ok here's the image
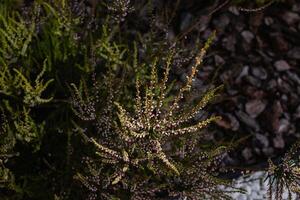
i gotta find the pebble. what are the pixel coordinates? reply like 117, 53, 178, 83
287, 71, 300, 85
228, 114, 240, 131
241, 30, 255, 43
245, 76, 261, 87
251, 67, 267, 80
274, 60, 291, 71
245, 99, 267, 118
242, 147, 253, 160
281, 11, 300, 25
236, 111, 260, 131
288, 47, 300, 60
273, 135, 285, 149
255, 133, 269, 148
264, 17, 273, 26
277, 118, 290, 134
228, 6, 240, 15
267, 79, 277, 90
236, 66, 249, 82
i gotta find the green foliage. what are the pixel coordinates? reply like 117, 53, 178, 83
13, 60, 54, 107
0, 11, 34, 63
14, 107, 44, 145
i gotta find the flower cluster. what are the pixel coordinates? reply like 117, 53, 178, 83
91, 31, 222, 180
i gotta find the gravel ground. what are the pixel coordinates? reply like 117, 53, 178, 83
228, 172, 298, 200
168, 0, 300, 168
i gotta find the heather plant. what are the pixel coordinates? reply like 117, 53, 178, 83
266, 142, 300, 200
71, 31, 242, 199
0, 9, 34, 63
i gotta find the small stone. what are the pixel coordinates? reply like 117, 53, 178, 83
277, 119, 290, 134
264, 17, 273, 26
227, 114, 240, 131
245, 76, 261, 87
267, 79, 277, 90
236, 66, 249, 83
281, 94, 288, 102
274, 60, 291, 71
255, 133, 269, 148
245, 99, 267, 118
227, 89, 238, 95
236, 111, 260, 131
251, 67, 267, 80
281, 11, 300, 25
273, 135, 285, 149
273, 35, 289, 52
245, 87, 266, 99
241, 30, 254, 43
277, 78, 292, 93
228, 6, 239, 15
288, 47, 300, 60
254, 147, 261, 155
270, 101, 283, 132
242, 148, 252, 160
287, 71, 300, 84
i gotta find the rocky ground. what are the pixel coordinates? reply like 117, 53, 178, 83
227, 171, 297, 200
169, 0, 300, 169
